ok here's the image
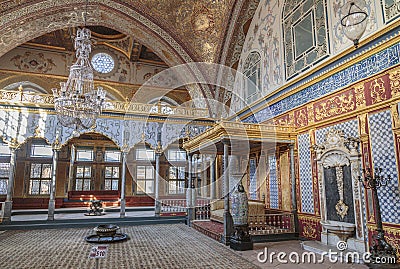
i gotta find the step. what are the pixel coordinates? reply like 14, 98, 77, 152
251, 232, 299, 243
11, 206, 155, 215
0, 216, 186, 230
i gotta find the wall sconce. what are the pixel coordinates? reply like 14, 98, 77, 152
340, 0, 368, 48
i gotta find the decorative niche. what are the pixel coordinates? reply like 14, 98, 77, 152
312, 128, 367, 252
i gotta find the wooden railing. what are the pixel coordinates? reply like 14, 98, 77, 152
160, 199, 187, 214
159, 198, 211, 219
195, 202, 211, 220
248, 212, 295, 235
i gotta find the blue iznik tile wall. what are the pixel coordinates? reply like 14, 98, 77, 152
298, 133, 314, 214
315, 120, 359, 144
249, 158, 257, 200
369, 110, 400, 224
242, 42, 400, 123
269, 155, 279, 209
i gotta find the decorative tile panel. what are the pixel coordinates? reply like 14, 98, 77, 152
249, 158, 257, 200
269, 154, 279, 209
368, 110, 400, 224
315, 119, 359, 145
242, 41, 400, 123
298, 133, 314, 213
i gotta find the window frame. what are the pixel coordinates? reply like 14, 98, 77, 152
168, 166, 186, 195
29, 163, 52, 195
0, 162, 9, 195
75, 165, 92, 191
135, 148, 155, 161
76, 148, 94, 162
135, 165, 155, 194
30, 144, 52, 158
104, 150, 121, 162
104, 165, 120, 191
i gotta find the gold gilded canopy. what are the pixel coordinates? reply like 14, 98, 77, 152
183, 120, 297, 154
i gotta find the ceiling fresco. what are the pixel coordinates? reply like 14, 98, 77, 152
0, 0, 259, 110
26, 27, 167, 65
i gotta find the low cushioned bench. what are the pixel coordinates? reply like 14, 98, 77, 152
210, 199, 265, 223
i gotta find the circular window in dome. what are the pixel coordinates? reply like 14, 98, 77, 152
91, 52, 115, 74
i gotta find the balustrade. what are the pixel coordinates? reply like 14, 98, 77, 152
195, 200, 211, 220
0, 90, 209, 118
160, 199, 187, 214
248, 213, 295, 235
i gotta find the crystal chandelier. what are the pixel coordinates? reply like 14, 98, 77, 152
52, 27, 106, 129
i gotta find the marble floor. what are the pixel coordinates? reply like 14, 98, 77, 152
0, 223, 371, 269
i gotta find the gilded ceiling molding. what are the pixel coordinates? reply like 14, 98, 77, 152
215, 0, 260, 105
0, 0, 192, 65
0, 0, 219, 109
219, 0, 260, 68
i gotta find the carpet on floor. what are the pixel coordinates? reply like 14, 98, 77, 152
192, 220, 223, 242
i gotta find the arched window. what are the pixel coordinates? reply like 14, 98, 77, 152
91, 52, 115, 74
243, 51, 261, 104
283, 0, 329, 79
3, 81, 47, 94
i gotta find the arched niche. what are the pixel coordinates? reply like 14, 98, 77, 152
313, 128, 366, 253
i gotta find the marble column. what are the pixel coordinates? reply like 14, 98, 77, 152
154, 150, 162, 217
67, 145, 76, 192
47, 148, 60, 221
222, 139, 233, 245
120, 151, 128, 218
210, 157, 216, 200
186, 153, 195, 225
289, 144, 299, 233
202, 158, 209, 197
2, 145, 17, 223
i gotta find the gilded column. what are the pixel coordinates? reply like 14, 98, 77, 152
289, 144, 299, 233
155, 145, 162, 217
222, 139, 233, 245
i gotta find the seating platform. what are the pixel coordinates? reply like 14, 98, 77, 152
192, 220, 224, 242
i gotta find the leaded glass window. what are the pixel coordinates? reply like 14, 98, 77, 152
75, 165, 92, 191
105, 166, 120, 191
167, 150, 186, 162
283, 0, 329, 79
91, 52, 115, 74
168, 166, 185, 194
29, 163, 52, 195
31, 144, 52, 157
76, 149, 94, 161
105, 150, 121, 162
136, 165, 154, 194
0, 143, 10, 157
0, 163, 9, 194
136, 149, 155, 161
243, 51, 261, 104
